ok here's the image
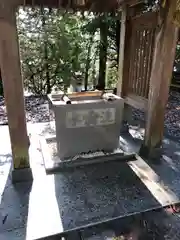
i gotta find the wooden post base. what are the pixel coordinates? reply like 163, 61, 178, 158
139, 144, 163, 163
11, 168, 33, 184
12, 138, 30, 169
120, 121, 129, 134
120, 104, 132, 133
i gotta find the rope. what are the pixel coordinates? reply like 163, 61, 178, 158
173, 0, 180, 27
161, 0, 166, 8
162, 0, 180, 27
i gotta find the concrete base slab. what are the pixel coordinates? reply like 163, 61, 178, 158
11, 168, 33, 184
40, 136, 136, 173
82, 207, 180, 240
2, 122, 180, 239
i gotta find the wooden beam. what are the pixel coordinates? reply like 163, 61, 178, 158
140, 0, 178, 160
117, 5, 127, 97
0, 2, 30, 170
14, 0, 143, 9
117, 6, 133, 132
124, 94, 148, 111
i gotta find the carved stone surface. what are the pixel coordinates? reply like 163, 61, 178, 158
66, 108, 116, 128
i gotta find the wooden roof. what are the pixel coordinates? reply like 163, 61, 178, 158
13, 0, 142, 11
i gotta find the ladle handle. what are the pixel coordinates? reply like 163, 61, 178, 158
62, 95, 71, 104
102, 93, 114, 101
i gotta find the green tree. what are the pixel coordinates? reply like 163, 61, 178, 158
83, 12, 121, 90
17, 8, 120, 94
17, 8, 90, 94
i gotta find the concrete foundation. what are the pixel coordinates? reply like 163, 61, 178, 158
2, 123, 180, 239
11, 167, 33, 184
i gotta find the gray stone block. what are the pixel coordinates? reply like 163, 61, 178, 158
11, 168, 33, 184
48, 93, 124, 160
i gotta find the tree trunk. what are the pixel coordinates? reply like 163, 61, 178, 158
98, 18, 108, 90
84, 36, 93, 91
116, 19, 121, 64
42, 8, 51, 94
92, 55, 97, 89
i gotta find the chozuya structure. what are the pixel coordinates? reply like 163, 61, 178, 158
0, 0, 179, 182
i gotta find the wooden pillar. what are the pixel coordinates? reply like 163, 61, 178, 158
117, 5, 127, 97
117, 6, 133, 132
0, 2, 31, 178
140, 1, 178, 160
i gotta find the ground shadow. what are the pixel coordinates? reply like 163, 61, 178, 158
122, 121, 180, 207
0, 153, 12, 204
145, 138, 180, 201
0, 154, 32, 240
54, 160, 161, 233
81, 207, 180, 239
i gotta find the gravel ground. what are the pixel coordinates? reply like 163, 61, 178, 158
0, 95, 51, 124
83, 207, 180, 240
132, 90, 180, 141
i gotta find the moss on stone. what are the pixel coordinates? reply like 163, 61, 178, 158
12, 146, 30, 169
